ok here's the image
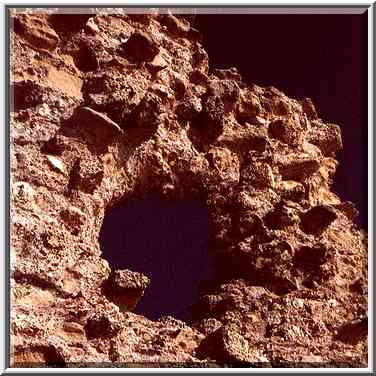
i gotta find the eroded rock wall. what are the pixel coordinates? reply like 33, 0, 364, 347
10, 10, 367, 367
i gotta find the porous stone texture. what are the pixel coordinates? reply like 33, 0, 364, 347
10, 10, 367, 368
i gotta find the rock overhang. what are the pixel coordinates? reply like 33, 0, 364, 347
9, 9, 367, 367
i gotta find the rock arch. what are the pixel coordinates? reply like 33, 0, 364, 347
10, 10, 367, 366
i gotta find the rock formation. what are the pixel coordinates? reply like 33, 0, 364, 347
10, 9, 367, 367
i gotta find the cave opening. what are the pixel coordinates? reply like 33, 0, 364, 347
99, 196, 214, 323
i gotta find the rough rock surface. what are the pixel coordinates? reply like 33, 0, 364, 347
10, 10, 367, 368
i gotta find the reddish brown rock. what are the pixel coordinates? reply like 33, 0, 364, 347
300, 97, 318, 119
9, 9, 367, 368
13, 14, 60, 51
69, 106, 124, 144
307, 121, 343, 157
268, 117, 304, 146
196, 325, 268, 364
102, 269, 150, 312
84, 312, 122, 340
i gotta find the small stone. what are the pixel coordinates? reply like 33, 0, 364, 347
192, 44, 209, 71
146, 53, 169, 75
300, 205, 338, 234
46, 155, 65, 174
265, 201, 300, 229
233, 212, 264, 236
246, 134, 269, 153
120, 31, 159, 63
205, 147, 240, 186
149, 83, 173, 100
248, 313, 259, 323
234, 191, 254, 210
273, 98, 292, 116
171, 74, 190, 100
38, 104, 51, 118
253, 116, 267, 125
102, 269, 150, 312
106, 269, 150, 292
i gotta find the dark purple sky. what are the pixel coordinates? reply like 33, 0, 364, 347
99, 197, 212, 322
100, 13, 368, 322
195, 13, 368, 229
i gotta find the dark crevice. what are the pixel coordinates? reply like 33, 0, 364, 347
49, 14, 93, 36
99, 196, 214, 323
12, 271, 56, 291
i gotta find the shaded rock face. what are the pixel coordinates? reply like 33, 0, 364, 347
9, 9, 367, 368
120, 31, 160, 63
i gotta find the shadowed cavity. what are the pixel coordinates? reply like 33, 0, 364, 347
99, 196, 214, 323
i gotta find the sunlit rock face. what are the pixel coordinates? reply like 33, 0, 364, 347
10, 9, 367, 368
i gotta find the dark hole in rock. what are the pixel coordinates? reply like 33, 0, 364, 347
294, 246, 328, 288
49, 14, 93, 34
74, 42, 99, 72
294, 246, 327, 272
99, 196, 214, 323
335, 316, 368, 345
41, 346, 66, 367
11, 80, 43, 112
